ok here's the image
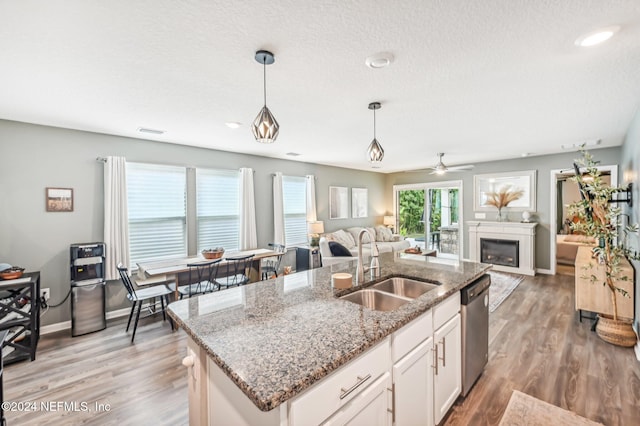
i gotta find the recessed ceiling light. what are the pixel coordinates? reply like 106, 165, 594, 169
286, 152, 301, 157
225, 122, 242, 129
575, 26, 619, 47
137, 127, 165, 135
365, 52, 394, 69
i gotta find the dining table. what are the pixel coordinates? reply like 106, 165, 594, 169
136, 248, 284, 299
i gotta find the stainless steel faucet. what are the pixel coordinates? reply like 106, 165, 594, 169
356, 228, 380, 284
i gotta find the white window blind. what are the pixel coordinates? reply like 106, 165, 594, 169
126, 162, 187, 265
197, 168, 240, 252
282, 176, 307, 246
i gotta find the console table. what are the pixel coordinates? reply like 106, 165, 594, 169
0, 272, 41, 365
574, 246, 634, 320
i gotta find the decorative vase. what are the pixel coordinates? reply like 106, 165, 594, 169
595, 314, 637, 347
496, 208, 506, 222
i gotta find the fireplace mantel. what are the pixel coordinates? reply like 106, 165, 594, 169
467, 221, 537, 275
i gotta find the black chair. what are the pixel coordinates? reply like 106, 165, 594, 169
117, 263, 174, 343
261, 243, 286, 280
214, 254, 255, 289
178, 259, 221, 298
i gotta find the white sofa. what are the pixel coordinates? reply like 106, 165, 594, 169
319, 226, 410, 265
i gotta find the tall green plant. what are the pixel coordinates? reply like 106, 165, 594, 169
399, 190, 425, 236
567, 150, 639, 321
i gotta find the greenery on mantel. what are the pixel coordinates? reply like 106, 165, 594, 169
567, 150, 640, 321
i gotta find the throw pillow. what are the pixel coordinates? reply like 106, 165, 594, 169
329, 241, 353, 257
375, 225, 393, 242
331, 229, 356, 249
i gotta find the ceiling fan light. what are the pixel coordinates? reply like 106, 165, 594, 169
252, 105, 279, 143
367, 138, 384, 164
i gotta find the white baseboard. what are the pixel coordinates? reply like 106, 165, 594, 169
635, 342, 640, 362
535, 268, 553, 275
40, 307, 131, 335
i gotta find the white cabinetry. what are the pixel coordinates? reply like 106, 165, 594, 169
322, 372, 392, 426
433, 314, 461, 424
392, 337, 434, 426
183, 291, 465, 426
391, 292, 461, 426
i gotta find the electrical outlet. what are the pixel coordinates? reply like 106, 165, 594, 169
40, 288, 50, 302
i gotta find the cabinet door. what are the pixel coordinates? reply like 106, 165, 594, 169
392, 337, 434, 426
323, 372, 391, 426
433, 314, 461, 425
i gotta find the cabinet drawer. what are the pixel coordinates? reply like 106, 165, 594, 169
433, 292, 460, 330
289, 338, 390, 426
391, 309, 432, 363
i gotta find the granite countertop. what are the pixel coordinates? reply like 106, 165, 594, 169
168, 252, 490, 412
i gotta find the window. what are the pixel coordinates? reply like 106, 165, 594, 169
127, 162, 187, 265
196, 168, 240, 252
282, 176, 307, 246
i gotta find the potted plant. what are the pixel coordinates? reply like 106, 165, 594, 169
567, 149, 639, 347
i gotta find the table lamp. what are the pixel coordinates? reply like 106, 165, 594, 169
383, 216, 396, 232
307, 221, 324, 247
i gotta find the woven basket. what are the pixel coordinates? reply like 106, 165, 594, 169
596, 314, 637, 347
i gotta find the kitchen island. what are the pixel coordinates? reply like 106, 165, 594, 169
168, 252, 490, 425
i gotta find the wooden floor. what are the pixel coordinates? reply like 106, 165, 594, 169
445, 273, 640, 426
4, 273, 639, 425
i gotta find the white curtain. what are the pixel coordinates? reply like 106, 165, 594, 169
306, 175, 317, 222
273, 172, 286, 245
239, 167, 257, 250
103, 156, 129, 280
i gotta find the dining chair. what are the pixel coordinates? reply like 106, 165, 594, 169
117, 263, 174, 343
260, 243, 286, 280
214, 254, 255, 289
178, 259, 222, 298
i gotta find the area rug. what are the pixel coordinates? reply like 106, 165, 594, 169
488, 270, 524, 313
499, 390, 603, 425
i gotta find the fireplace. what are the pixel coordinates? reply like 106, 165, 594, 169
480, 238, 519, 268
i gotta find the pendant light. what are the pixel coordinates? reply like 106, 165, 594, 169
367, 102, 384, 167
252, 50, 279, 144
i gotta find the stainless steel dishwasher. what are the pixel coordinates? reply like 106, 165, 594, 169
461, 273, 491, 396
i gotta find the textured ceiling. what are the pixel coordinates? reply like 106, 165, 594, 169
1, 0, 639, 173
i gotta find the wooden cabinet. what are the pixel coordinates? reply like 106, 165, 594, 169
433, 314, 462, 425
574, 246, 634, 319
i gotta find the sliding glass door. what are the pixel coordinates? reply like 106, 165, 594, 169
395, 181, 463, 259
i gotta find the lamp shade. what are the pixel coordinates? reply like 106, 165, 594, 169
307, 221, 325, 234
383, 216, 395, 226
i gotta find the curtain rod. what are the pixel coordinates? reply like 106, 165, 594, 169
272, 174, 317, 179
96, 157, 252, 172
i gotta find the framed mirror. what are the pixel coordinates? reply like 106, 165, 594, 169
329, 186, 349, 219
352, 188, 368, 218
473, 170, 536, 211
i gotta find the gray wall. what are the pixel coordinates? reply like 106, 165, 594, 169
0, 119, 386, 326
619, 108, 640, 334
384, 147, 622, 270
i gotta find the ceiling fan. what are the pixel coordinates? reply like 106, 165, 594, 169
419, 153, 475, 175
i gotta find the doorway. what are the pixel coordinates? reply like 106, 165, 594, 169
394, 181, 463, 259
549, 165, 617, 275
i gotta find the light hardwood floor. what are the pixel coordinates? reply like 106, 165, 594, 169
4, 274, 639, 425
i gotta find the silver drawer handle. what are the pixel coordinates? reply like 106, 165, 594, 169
439, 337, 446, 367
339, 374, 372, 400
432, 345, 439, 375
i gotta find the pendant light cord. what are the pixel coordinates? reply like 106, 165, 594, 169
373, 107, 377, 139
263, 60, 267, 107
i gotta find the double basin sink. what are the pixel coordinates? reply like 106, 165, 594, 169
340, 277, 439, 312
